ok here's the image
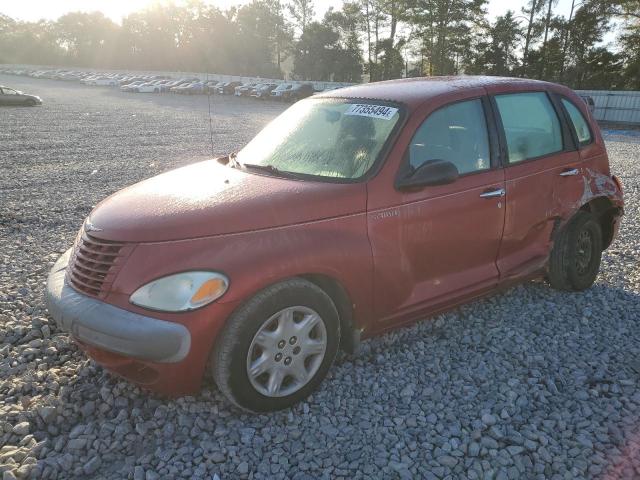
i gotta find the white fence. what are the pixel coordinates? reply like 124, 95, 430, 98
576, 90, 640, 125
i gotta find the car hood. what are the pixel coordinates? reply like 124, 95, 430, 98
88, 160, 366, 243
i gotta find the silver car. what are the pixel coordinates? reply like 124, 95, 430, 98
0, 86, 42, 106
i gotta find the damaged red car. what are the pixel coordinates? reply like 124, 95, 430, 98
46, 77, 624, 412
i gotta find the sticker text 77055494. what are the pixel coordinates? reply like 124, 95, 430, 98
345, 104, 399, 120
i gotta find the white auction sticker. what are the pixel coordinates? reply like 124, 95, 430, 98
345, 104, 398, 120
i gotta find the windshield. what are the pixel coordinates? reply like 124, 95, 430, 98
236, 99, 401, 179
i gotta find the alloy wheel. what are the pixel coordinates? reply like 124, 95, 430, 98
246, 306, 327, 397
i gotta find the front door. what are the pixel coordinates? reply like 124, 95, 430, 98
368, 95, 506, 325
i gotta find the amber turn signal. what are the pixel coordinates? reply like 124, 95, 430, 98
190, 278, 228, 306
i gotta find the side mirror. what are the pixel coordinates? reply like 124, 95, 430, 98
396, 159, 459, 190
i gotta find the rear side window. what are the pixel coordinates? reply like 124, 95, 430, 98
495, 92, 563, 163
562, 98, 592, 146
410, 99, 491, 175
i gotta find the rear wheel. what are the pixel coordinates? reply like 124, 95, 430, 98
548, 211, 603, 291
211, 278, 340, 412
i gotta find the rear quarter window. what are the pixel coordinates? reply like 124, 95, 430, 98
562, 98, 593, 147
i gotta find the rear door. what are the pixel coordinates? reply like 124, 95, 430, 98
488, 88, 583, 279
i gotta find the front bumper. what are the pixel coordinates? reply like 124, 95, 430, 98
46, 249, 191, 363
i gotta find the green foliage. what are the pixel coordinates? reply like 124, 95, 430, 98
619, 20, 639, 89
407, 0, 487, 77
288, 0, 316, 35
293, 11, 364, 82
466, 11, 523, 76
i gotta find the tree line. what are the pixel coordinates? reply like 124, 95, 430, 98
0, 0, 638, 89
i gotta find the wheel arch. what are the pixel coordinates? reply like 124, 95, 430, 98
215, 272, 361, 356
299, 273, 359, 354
579, 196, 621, 249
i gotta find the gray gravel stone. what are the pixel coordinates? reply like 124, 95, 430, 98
82, 457, 101, 475
481, 414, 497, 426
11, 423, 29, 436
133, 466, 145, 480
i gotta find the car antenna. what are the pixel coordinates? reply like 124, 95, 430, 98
206, 72, 214, 158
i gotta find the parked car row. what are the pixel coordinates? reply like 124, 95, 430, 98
0, 67, 343, 102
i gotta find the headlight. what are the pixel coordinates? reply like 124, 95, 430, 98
130, 271, 229, 312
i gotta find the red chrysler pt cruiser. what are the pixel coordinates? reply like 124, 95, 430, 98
47, 77, 624, 412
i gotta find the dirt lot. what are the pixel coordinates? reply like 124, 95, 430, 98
1, 75, 640, 480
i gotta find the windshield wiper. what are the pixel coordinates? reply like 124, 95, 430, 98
226, 153, 302, 179
227, 152, 241, 169
242, 163, 284, 175
242, 163, 304, 179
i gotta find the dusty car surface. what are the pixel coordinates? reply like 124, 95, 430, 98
46, 76, 624, 412
0, 86, 42, 106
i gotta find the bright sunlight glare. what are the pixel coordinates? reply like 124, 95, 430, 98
1, 0, 573, 23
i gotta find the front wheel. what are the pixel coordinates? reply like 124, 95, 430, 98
548, 211, 603, 291
211, 278, 340, 412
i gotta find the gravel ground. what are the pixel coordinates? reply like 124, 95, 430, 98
1, 75, 639, 480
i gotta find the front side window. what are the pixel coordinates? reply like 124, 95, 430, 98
562, 98, 592, 146
236, 99, 401, 179
495, 92, 563, 163
409, 99, 491, 175
3, 88, 17, 95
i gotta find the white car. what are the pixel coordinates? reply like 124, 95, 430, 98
136, 81, 169, 93
120, 81, 145, 92
136, 83, 160, 93
84, 77, 118, 86
80, 76, 100, 85
93, 78, 118, 86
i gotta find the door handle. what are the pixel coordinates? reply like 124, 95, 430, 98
559, 168, 579, 176
479, 188, 505, 199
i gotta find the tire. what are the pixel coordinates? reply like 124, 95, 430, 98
24, 99, 36, 106
548, 211, 603, 291
211, 278, 340, 412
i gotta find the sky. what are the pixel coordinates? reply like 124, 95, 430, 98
1, 0, 577, 23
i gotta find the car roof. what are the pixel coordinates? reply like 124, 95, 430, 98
315, 76, 566, 109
